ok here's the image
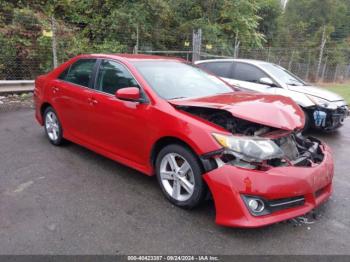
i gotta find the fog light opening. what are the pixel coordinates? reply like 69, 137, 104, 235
248, 199, 265, 213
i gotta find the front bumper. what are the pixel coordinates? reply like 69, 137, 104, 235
310, 105, 349, 131
203, 144, 334, 228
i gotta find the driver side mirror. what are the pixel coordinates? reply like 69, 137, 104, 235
115, 87, 141, 102
259, 77, 275, 87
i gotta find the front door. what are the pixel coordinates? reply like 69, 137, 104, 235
88, 59, 152, 166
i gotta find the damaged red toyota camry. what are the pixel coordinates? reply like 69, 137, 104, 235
34, 54, 334, 228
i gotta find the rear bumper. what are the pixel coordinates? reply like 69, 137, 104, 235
203, 144, 334, 228
33, 92, 44, 125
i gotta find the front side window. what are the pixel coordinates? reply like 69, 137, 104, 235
199, 62, 232, 78
96, 60, 139, 95
132, 61, 233, 100
233, 62, 268, 83
61, 59, 96, 87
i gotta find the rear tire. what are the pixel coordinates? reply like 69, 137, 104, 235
155, 144, 207, 209
43, 107, 64, 146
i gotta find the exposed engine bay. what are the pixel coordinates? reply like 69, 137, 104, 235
272, 134, 324, 167
178, 106, 325, 169
179, 106, 275, 136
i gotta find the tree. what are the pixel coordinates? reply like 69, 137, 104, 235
257, 0, 282, 45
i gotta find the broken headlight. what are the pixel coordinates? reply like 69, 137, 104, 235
212, 133, 284, 162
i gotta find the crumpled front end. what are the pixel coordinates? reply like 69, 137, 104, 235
174, 99, 334, 227
202, 141, 334, 228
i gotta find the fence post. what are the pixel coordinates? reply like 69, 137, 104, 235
333, 64, 339, 82
305, 50, 311, 81
233, 31, 240, 59
316, 25, 327, 82
321, 56, 328, 82
267, 47, 271, 62
134, 24, 139, 54
288, 50, 294, 71
192, 28, 202, 63
51, 16, 58, 68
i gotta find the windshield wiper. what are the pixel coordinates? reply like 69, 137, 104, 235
286, 78, 304, 86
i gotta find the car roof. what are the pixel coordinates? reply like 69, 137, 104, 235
77, 53, 186, 62
195, 58, 269, 66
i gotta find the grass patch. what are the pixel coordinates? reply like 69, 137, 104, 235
317, 82, 350, 104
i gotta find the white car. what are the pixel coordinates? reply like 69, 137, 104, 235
195, 59, 349, 131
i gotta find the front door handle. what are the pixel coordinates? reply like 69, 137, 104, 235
52, 86, 59, 93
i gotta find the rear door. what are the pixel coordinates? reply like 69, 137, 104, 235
87, 59, 152, 166
50, 59, 97, 141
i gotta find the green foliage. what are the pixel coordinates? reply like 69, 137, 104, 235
257, 0, 282, 45
0, 0, 349, 80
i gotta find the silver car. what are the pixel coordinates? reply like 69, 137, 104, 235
195, 59, 349, 131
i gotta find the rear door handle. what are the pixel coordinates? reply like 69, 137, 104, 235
52, 86, 59, 93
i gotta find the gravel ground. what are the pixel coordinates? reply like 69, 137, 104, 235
0, 93, 34, 112
0, 109, 349, 255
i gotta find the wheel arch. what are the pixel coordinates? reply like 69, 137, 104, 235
150, 136, 201, 170
40, 102, 53, 118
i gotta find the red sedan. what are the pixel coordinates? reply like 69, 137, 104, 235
34, 54, 334, 228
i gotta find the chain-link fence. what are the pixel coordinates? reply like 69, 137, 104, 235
200, 47, 350, 83
1, 10, 349, 83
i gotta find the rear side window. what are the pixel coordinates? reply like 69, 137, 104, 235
60, 59, 96, 87
96, 60, 139, 95
199, 62, 232, 78
233, 62, 268, 83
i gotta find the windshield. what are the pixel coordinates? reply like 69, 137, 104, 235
260, 63, 306, 86
132, 61, 233, 100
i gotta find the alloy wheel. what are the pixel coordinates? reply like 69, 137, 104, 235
159, 153, 195, 202
45, 111, 60, 141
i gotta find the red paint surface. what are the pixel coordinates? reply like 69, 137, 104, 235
203, 144, 334, 228
170, 93, 305, 131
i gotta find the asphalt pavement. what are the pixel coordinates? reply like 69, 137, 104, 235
0, 109, 349, 254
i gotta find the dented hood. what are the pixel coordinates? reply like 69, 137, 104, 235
170, 92, 305, 131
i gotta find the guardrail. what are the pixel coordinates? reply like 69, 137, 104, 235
0, 80, 35, 94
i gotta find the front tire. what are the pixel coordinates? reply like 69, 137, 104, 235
155, 144, 207, 209
43, 107, 64, 146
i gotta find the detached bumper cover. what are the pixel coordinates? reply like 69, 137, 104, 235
203, 144, 334, 228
